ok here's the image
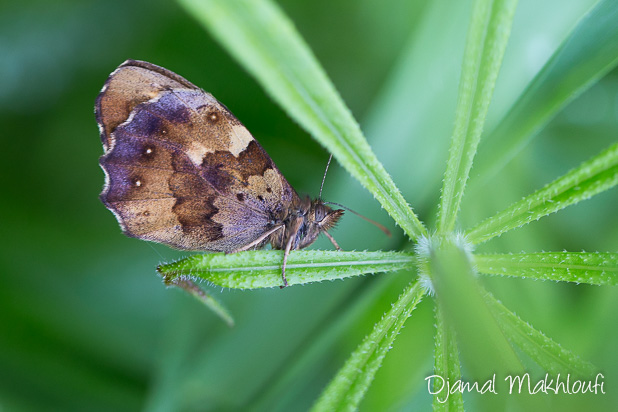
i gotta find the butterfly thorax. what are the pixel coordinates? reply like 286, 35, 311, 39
269, 196, 343, 251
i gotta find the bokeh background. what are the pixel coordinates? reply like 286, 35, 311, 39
1, 0, 616, 410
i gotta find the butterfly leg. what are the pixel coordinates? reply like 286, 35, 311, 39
229, 225, 284, 253
280, 234, 295, 288
323, 231, 342, 251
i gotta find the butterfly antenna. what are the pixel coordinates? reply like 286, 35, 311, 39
318, 154, 333, 200
324, 201, 391, 237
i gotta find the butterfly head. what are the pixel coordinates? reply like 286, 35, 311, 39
295, 198, 344, 249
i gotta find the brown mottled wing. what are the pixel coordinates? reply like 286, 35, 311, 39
96, 60, 297, 251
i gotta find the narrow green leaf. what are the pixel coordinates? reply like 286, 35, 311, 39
475, 252, 618, 285
311, 282, 425, 412
425, 235, 524, 378
472, 0, 618, 183
358, 0, 472, 208
466, 142, 618, 244
432, 305, 464, 411
438, 0, 518, 233
157, 250, 415, 289
177, 0, 425, 240
248, 275, 399, 411
483, 290, 597, 377
167, 278, 235, 327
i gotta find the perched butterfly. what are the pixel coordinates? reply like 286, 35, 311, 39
96, 60, 345, 287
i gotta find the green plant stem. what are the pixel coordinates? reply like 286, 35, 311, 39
432, 305, 464, 411
427, 235, 524, 379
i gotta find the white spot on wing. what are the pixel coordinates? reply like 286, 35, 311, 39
186, 141, 212, 166
229, 124, 254, 157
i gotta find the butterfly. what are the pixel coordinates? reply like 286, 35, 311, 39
96, 60, 344, 287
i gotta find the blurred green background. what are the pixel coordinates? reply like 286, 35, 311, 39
1, 0, 616, 410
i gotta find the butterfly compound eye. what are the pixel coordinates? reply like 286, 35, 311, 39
314, 204, 327, 222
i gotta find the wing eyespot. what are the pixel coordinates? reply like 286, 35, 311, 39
207, 111, 220, 124
131, 176, 143, 187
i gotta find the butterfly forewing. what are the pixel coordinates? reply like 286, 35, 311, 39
97, 60, 297, 252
